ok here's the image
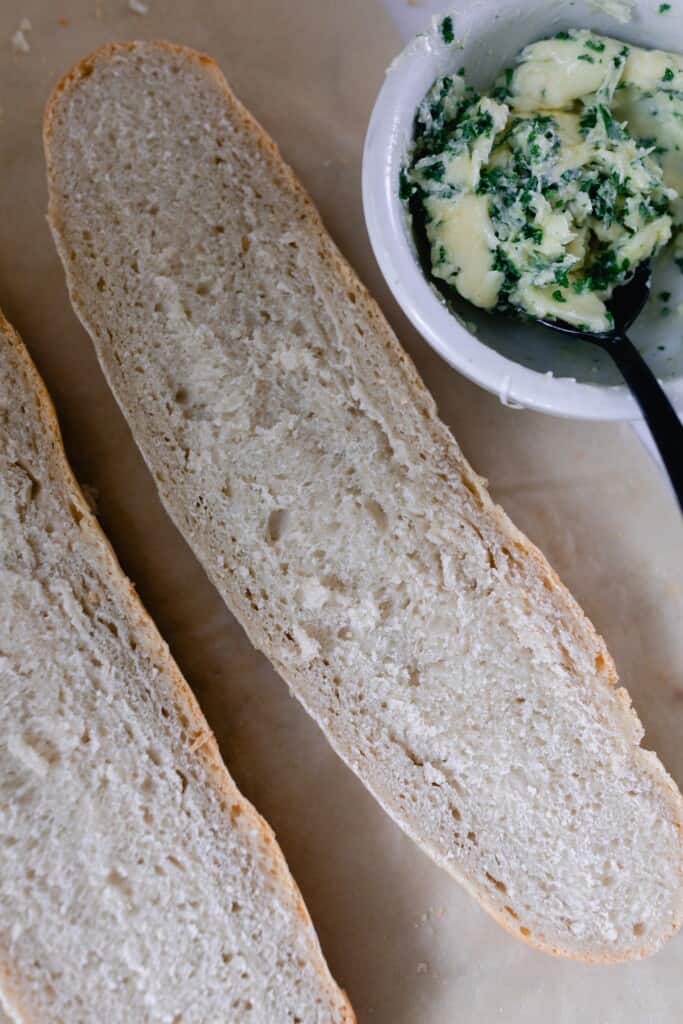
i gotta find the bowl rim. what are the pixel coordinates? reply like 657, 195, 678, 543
361, 14, 683, 421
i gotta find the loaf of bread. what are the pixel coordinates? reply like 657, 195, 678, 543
45, 41, 683, 961
0, 309, 353, 1022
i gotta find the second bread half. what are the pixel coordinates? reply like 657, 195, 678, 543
44, 41, 683, 962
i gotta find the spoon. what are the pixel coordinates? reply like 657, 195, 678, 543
537, 261, 683, 513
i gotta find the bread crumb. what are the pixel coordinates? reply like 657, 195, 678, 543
128, 0, 150, 13
10, 21, 31, 54
58, 16, 71, 27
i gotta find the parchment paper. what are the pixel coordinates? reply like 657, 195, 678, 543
1, 2, 682, 1021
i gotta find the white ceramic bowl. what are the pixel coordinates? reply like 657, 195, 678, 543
363, 0, 683, 420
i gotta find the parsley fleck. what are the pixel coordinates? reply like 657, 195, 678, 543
675, 257, 683, 274
663, 67, 675, 82
660, 290, 672, 301
399, 168, 414, 201
585, 39, 606, 52
552, 290, 567, 303
659, 2, 671, 11
578, 54, 595, 63
555, 30, 571, 39
419, 159, 446, 182
522, 223, 544, 243
440, 15, 455, 44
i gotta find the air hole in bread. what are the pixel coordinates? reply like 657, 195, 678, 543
365, 499, 387, 532
266, 508, 289, 543
486, 872, 507, 894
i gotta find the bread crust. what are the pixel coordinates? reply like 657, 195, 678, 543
43, 40, 683, 964
0, 309, 355, 1023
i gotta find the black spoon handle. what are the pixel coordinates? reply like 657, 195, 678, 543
610, 332, 683, 512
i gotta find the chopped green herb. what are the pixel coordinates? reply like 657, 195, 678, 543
440, 15, 455, 44
399, 168, 414, 201
675, 257, 683, 274
522, 223, 544, 243
659, 3, 671, 12
661, 306, 672, 316
552, 289, 567, 303
457, 67, 466, 77
577, 54, 595, 63
585, 39, 606, 52
421, 160, 445, 181
555, 30, 571, 39
658, 344, 666, 350
660, 290, 672, 300
663, 67, 675, 82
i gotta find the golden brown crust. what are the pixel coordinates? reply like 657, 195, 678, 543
43, 41, 683, 965
0, 308, 355, 1022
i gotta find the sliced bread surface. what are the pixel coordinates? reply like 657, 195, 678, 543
44, 41, 683, 961
0, 309, 353, 1023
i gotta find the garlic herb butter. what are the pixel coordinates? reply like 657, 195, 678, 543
404, 29, 683, 332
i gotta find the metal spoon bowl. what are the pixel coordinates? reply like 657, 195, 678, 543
536, 261, 683, 512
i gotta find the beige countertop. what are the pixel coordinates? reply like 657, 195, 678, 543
1, 1, 682, 1021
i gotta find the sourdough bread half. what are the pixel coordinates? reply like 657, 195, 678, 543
44, 41, 683, 961
0, 310, 353, 1023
